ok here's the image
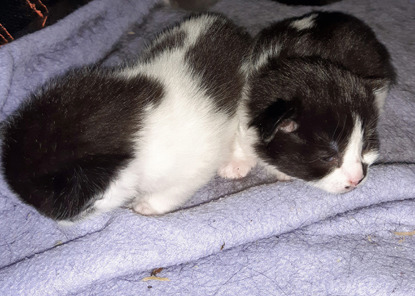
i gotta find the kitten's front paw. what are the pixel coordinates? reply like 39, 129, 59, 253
133, 201, 160, 216
275, 171, 293, 182
218, 159, 255, 179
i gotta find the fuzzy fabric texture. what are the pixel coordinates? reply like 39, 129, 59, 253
0, 0, 414, 295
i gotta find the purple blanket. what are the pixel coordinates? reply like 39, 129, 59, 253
1, 0, 414, 295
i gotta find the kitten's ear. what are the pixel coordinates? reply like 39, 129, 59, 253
278, 118, 298, 133
250, 99, 298, 143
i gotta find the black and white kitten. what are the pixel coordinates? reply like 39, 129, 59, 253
220, 11, 395, 194
1, 13, 251, 221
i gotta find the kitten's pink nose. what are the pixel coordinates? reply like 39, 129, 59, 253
345, 176, 364, 190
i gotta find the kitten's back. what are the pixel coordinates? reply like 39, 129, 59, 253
1, 69, 164, 219
1, 13, 251, 220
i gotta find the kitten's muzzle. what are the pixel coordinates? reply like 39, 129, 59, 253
344, 175, 365, 191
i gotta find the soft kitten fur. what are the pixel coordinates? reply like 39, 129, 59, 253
220, 11, 395, 194
1, 13, 251, 221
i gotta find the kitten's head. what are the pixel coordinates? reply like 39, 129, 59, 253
248, 58, 387, 193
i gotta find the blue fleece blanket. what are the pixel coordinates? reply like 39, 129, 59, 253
1, 0, 414, 295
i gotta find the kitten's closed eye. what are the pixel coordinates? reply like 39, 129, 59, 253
320, 154, 341, 168
320, 155, 338, 163
318, 141, 340, 165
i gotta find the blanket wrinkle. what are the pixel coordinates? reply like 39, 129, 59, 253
0, 0, 160, 121
0, 50, 14, 117
2, 166, 414, 295
0, 0, 414, 295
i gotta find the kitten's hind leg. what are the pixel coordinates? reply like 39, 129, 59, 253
217, 157, 256, 179
133, 183, 200, 216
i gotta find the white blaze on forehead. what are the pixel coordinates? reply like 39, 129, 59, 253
311, 117, 366, 193
290, 14, 317, 31
342, 117, 364, 167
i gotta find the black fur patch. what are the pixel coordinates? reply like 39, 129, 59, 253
251, 11, 395, 81
1, 68, 164, 220
185, 15, 252, 115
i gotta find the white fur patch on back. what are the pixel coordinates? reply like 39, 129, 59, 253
94, 15, 239, 215
290, 14, 317, 31
132, 54, 237, 214
179, 14, 215, 46
250, 45, 280, 72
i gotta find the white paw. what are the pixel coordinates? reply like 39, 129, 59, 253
218, 159, 255, 179
133, 200, 160, 216
275, 171, 293, 182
